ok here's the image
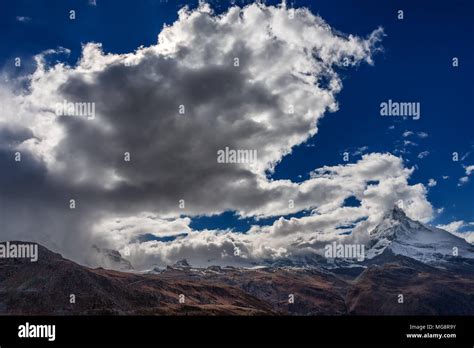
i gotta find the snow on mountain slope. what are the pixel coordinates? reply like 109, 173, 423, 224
367, 206, 474, 264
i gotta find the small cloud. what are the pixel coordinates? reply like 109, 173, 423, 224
353, 146, 368, 156
436, 207, 444, 214
417, 132, 429, 138
458, 165, 474, 186
403, 140, 418, 147
402, 130, 414, 137
16, 16, 31, 22
428, 178, 437, 187
442, 175, 449, 180
342, 146, 368, 157
393, 148, 409, 155
437, 220, 474, 243
89, 0, 97, 6
437, 220, 465, 233
466, 165, 474, 175
417, 151, 430, 159
388, 125, 395, 130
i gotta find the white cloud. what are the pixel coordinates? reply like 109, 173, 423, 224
16, 16, 31, 22
0, 2, 436, 268
428, 178, 437, 187
457, 165, 474, 186
464, 234, 474, 244
2, 2, 385, 217
417, 132, 428, 138
437, 220, 464, 233
92, 214, 192, 247
417, 151, 430, 159
465, 165, 474, 175
94, 153, 434, 268
352, 146, 369, 156
401, 130, 428, 139
403, 140, 418, 147
437, 220, 474, 244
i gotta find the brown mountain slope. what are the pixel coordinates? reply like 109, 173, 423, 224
0, 243, 273, 315
346, 255, 474, 315
158, 266, 349, 315
0, 242, 473, 315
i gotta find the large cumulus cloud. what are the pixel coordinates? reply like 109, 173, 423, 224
0, 2, 433, 269
104, 153, 433, 269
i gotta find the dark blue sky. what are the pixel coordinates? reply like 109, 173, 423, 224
1, 0, 473, 231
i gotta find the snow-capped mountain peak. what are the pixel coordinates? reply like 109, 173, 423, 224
171, 259, 191, 268
367, 206, 474, 264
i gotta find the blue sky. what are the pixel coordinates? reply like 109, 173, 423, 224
1, 0, 473, 238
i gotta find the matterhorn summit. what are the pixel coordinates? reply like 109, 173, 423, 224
366, 206, 474, 266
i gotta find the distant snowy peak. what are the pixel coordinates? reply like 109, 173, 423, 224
369, 206, 425, 241
171, 259, 192, 269
367, 206, 474, 264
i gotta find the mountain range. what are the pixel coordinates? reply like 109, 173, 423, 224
0, 207, 473, 315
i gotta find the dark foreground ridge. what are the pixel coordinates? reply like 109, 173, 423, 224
0, 241, 473, 315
